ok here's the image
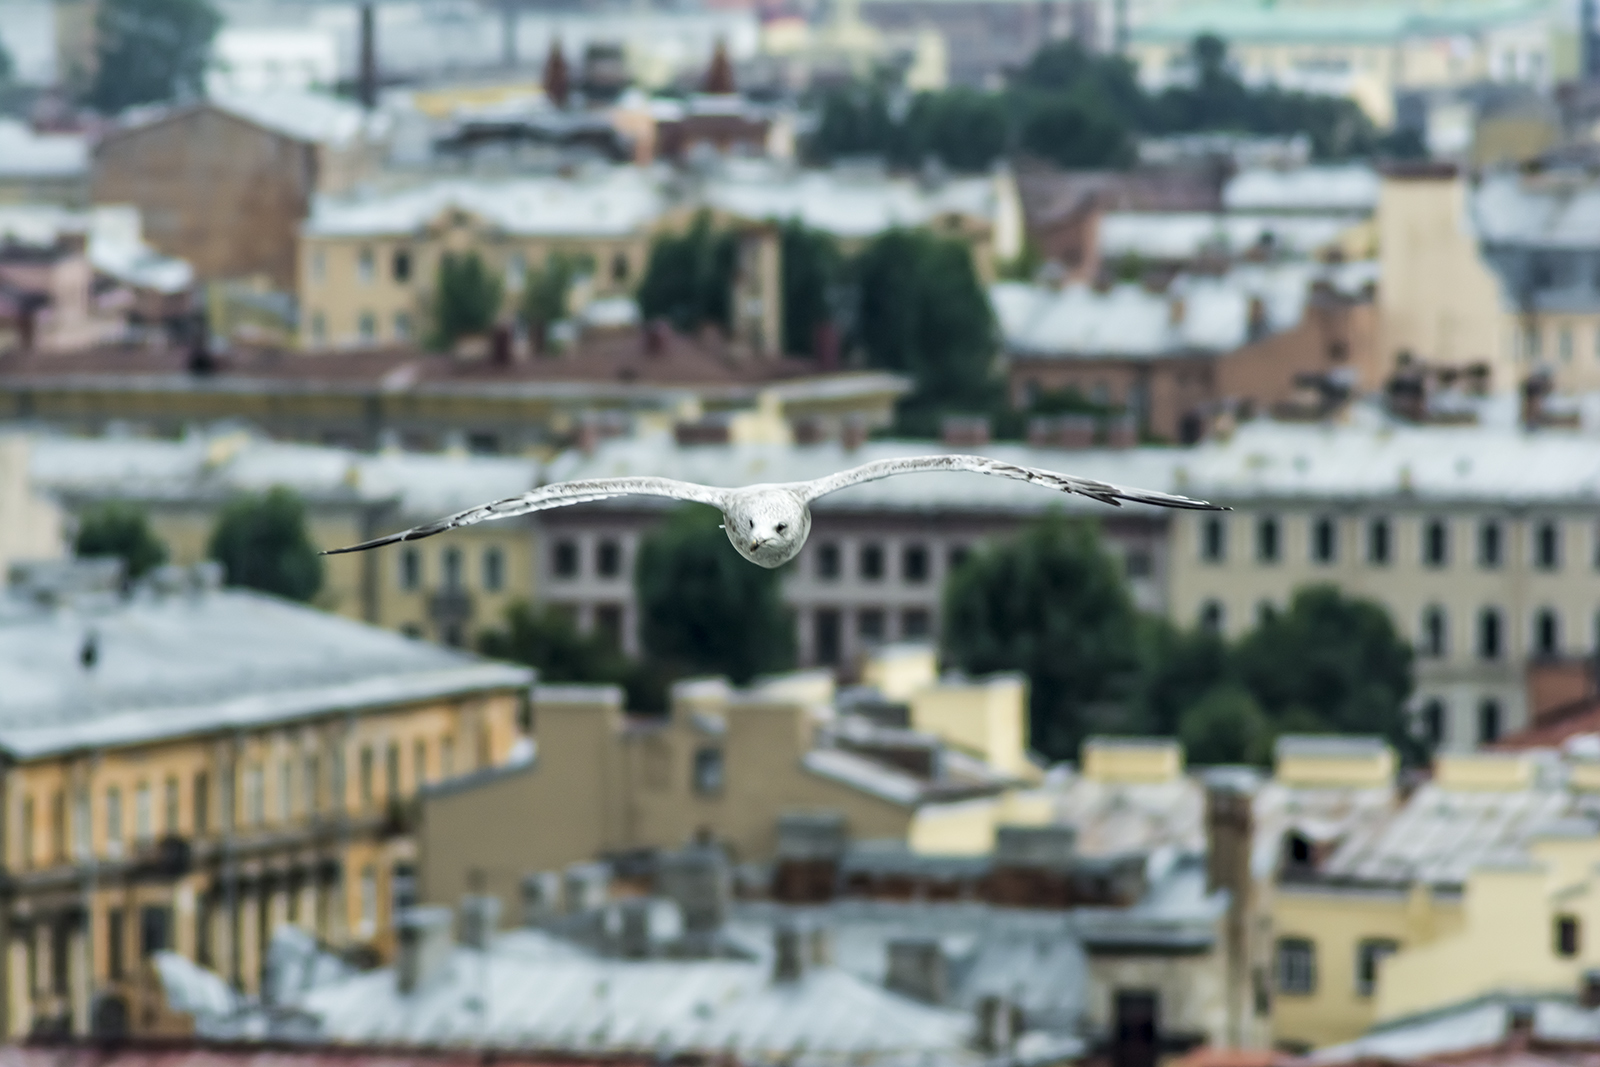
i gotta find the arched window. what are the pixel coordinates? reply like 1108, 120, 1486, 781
1478, 608, 1503, 660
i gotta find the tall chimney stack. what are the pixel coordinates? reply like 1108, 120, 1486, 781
358, 2, 378, 110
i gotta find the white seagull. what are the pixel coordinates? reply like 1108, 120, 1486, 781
325, 454, 1227, 568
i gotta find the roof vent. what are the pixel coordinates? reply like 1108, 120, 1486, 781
395, 906, 454, 995
885, 938, 947, 1004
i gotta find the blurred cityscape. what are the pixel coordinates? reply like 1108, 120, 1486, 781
5, 0, 1600, 1064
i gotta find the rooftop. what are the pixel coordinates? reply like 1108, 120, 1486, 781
208, 88, 390, 147
0, 119, 90, 180
1222, 165, 1380, 216
0, 568, 530, 759
0, 204, 193, 294
1096, 211, 1360, 262
703, 160, 998, 239
1313, 994, 1600, 1065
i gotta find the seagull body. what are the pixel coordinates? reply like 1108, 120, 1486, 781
325, 454, 1227, 567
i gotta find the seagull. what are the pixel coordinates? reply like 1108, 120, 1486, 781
324, 454, 1227, 568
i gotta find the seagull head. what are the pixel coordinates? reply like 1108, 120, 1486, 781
722, 489, 811, 568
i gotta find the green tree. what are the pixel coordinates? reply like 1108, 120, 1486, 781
942, 517, 1139, 760
1231, 584, 1415, 750
636, 211, 738, 334
635, 505, 794, 684
1129, 618, 1231, 736
74, 501, 168, 579
779, 221, 843, 357
518, 252, 583, 354
85, 0, 220, 113
1018, 95, 1132, 167
207, 487, 323, 602
479, 602, 631, 682
808, 86, 898, 163
854, 228, 997, 435
897, 89, 1009, 171
1179, 682, 1272, 765
429, 252, 504, 352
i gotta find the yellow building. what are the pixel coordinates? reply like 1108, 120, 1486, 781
1265, 748, 1600, 1050
417, 648, 1036, 915
0, 559, 532, 1037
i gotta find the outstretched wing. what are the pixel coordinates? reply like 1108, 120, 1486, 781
324, 477, 730, 555
796, 454, 1227, 510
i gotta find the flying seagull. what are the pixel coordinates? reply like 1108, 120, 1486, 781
325, 454, 1227, 568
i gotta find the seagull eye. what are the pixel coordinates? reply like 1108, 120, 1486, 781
776, 523, 788, 533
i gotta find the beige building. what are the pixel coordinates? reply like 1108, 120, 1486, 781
1168, 418, 1600, 751
0, 435, 65, 576
0, 559, 532, 1037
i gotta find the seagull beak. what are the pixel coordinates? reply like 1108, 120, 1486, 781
749, 538, 766, 551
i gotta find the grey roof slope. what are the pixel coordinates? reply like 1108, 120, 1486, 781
1313, 995, 1600, 1064
0, 584, 530, 758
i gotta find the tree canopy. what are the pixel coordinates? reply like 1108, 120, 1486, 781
779, 220, 846, 358
478, 601, 669, 710
518, 251, 586, 354
942, 517, 1141, 759
74, 501, 168, 580
86, 0, 220, 113
429, 252, 504, 351
636, 211, 738, 334
207, 487, 323, 602
635, 505, 794, 684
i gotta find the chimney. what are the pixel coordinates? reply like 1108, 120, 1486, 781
543, 38, 570, 109
976, 995, 1021, 1054
940, 415, 990, 448
773, 922, 805, 983
458, 894, 501, 949
656, 845, 731, 936
703, 36, 736, 94
358, 2, 378, 110
396, 906, 454, 994
1582, 969, 1600, 1009
886, 939, 947, 1004
1522, 371, 1552, 430
610, 897, 682, 959
563, 861, 611, 914
521, 871, 561, 926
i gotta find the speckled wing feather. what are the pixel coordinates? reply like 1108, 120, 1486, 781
795, 454, 1228, 510
323, 477, 731, 554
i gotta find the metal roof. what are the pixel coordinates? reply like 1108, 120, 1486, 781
0, 119, 88, 179
0, 582, 531, 759
1096, 212, 1360, 262
1222, 166, 1380, 216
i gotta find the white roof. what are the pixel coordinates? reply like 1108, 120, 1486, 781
1471, 171, 1600, 248
704, 161, 996, 239
294, 927, 977, 1064
1222, 165, 1380, 215
305, 169, 665, 239
0, 587, 531, 759
0, 204, 194, 293
208, 87, 389, 147
1097, 211, 1357, 261
0, 119, 89, 179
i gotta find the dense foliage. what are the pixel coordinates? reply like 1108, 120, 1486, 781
944, 520, 1416, 763
478, 602, 669, 711
518, 251, 586, 353
429, 252, 504, 352
636, 211, 738, 333
86, 0, 220, 113
634, 505, 795, 684
74, 502, 168, 580
207, 487, 323, 602
807, 36, 1416, 170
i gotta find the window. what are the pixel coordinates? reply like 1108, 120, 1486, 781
359, 865, 377, 938
1423, 519, 1449, 567
1536, 608, 1561, 657
816, 542, 841, 580
140, 905, 171, 957
392, 249, 412, 283
400, 548, 421, 591
1557, 915, 1582, 958
393, 312, 412, 340
360, 746, 374, 808
1480, 521, 1503, 568
193, 773, 208, 836
1367, 518, 1391, 565
596, 540, 622, 578
553, 539, 579, 578
902, 544, 929, 583
386, 743, 400, 801
50, 791, 64, 862
134, 782, 151, 844
1256, 516, 1280, 563
482, 547, 504, 592
442, 547, 463, 591
902, 608, 931, 639
279, 759, 292, 822
1421, 698, 1446, 747
1479, 698, 1502, 744
692, 747, 724, 794
1201, 516, 1227, 563
859, 543, 885, 581
595, 604, 623, 648
305, 754, 319, 816
1200, 600, 1225, 633
1536, 520, 1561, 570
1421, 606, 1447, 658
357, 247, 375, 283
108, 909, 125, 980
1355, 939, 1399, 997
1276, 938, 1316, 995
221, 763, 235, 829
19, 796, 32, 868
106, 786, 123, 850
815, 609, 842, 665
1479, 608, 1503, 660
858, 609, 886, 643
358, 312, 376, 341
164, 777, 178, 836
1311, 517, 1337, 564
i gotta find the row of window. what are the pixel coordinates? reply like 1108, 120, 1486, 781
306, 310, 412, 346
1275, 917, 1581, 998
16, 738, 461, 868
812, 606, 933, 664
1417, 696, 1504, 747
1516, 321, 1600, 364
399, 545, 505, 593
1203, 515, 1580, 571
552, 538, 626, 580
307, 246, 633, 290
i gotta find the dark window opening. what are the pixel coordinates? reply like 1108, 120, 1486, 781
1479, 698, 1502, 744
1257, 517, 1280, 563
816, 542, 841, 580
1312, 517, 1337, 563
902, 544, 929, 583
1480, 521, 1503, 568
1368, 518, 1391, 565
1422, 606, 1447, 658
1423, 519, 1449, 567
553, 540, 579, 578
1199, 600, 1224, 633
139, 905, 172, 957
392, 249, 412, 282
859, 543, 885, 581
1537, 521, 1561, 570
814, 609, 841, 665
1421, 699, 1446, 747
1536, 609, 1560, 657
1355, 938, 1398, 996
1557, 915, 1581, 958
108, 909, 125, 980
1276, 937, 1316, 995
595, 604, 623, 648
596, 539, 622, 578
1201, 517, 1226, 562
